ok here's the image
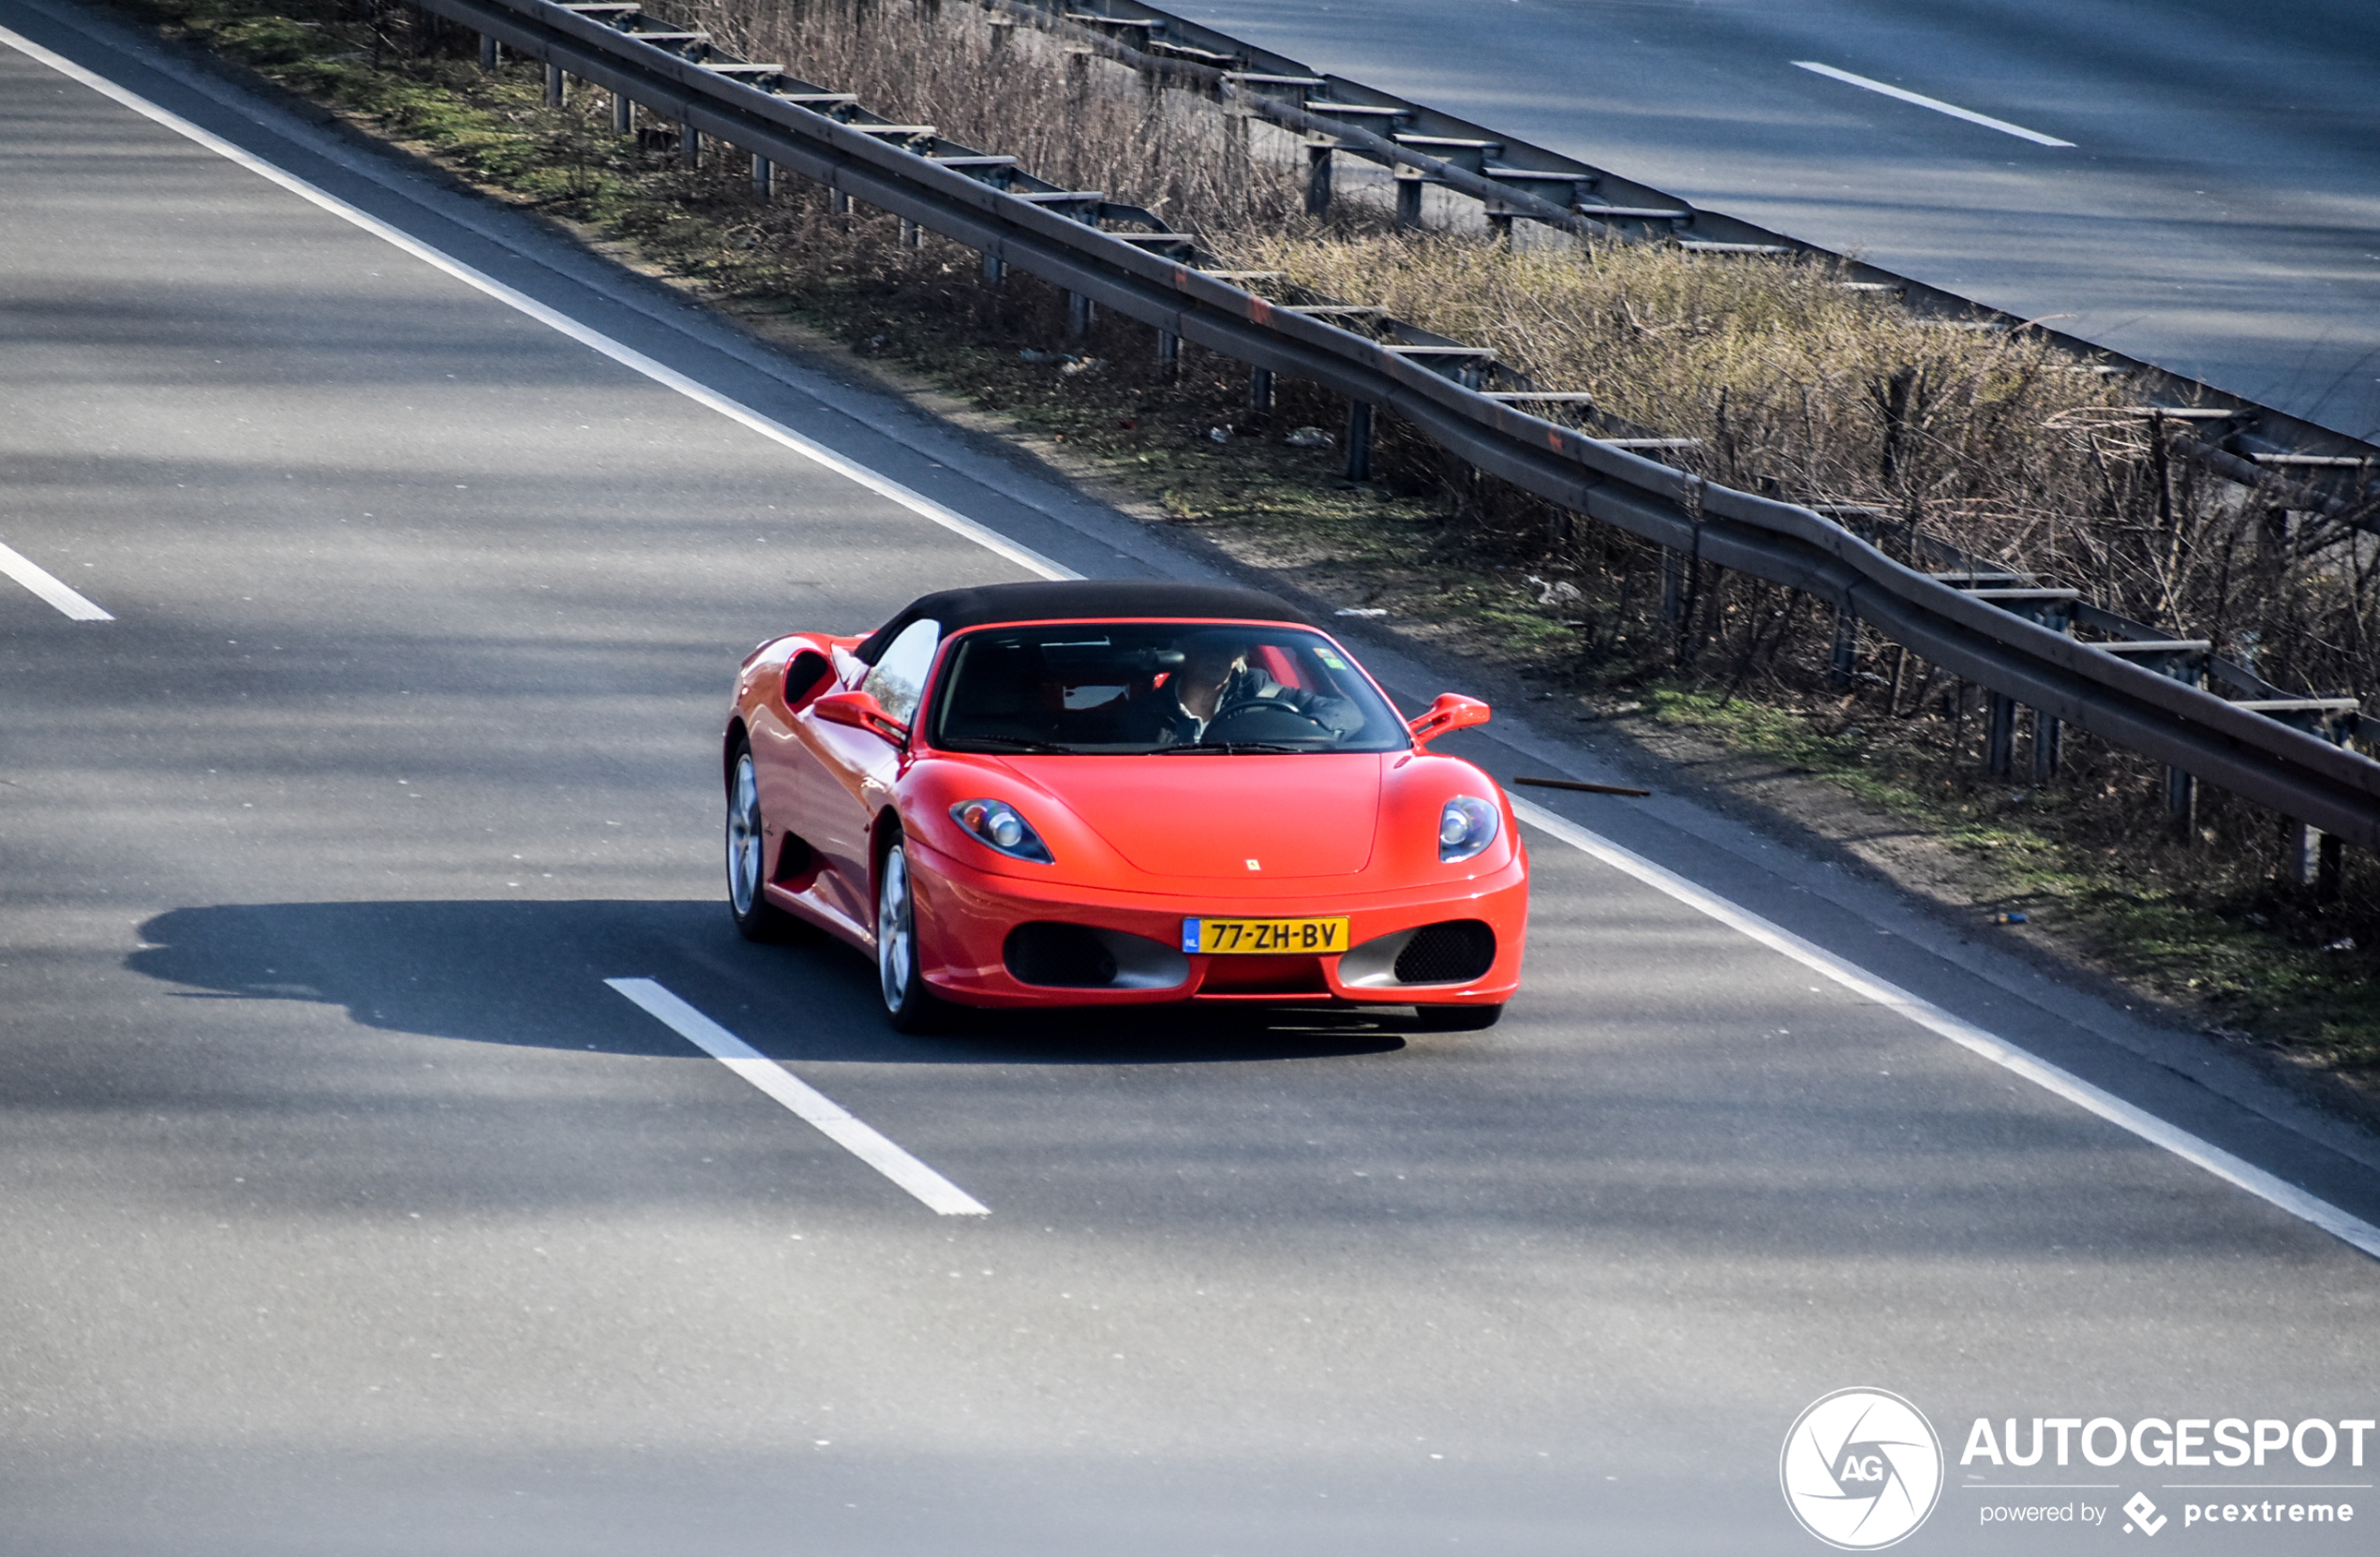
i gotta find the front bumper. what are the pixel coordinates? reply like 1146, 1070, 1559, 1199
906, 838, 1528, 1009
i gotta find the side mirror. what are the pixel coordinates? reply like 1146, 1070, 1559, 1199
1407, 692, 1491, 747
811, 689, 910, 746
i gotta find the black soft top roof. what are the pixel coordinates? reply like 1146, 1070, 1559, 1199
855, 580, 1316, 663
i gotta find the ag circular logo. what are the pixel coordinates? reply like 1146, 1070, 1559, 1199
1780, 1387, 1943, 1550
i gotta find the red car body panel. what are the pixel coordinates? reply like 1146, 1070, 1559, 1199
725, 597, 1527, 1014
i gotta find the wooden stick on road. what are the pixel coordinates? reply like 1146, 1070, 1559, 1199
1510, 776, 1652, 797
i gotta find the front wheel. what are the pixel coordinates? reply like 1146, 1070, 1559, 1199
727, 742, 797, 942
1414, 1002, 1503, 1031
876, 839, 945, 1033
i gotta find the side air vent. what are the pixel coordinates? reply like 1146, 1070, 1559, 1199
771, 832, 818, 885
1392, 920, 1496, 985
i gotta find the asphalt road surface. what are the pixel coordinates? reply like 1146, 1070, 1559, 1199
1, 3, 2376, 1553
1177, 0, 2380, 443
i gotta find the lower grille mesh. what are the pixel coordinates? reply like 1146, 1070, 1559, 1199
1393, 920, 1496, 985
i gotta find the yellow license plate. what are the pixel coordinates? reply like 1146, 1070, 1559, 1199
1183, 916, 1349, 956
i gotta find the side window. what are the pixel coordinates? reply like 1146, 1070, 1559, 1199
861, 617, 940, 726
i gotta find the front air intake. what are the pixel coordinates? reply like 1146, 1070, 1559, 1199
1004, 923, 1119, 987
1392, 920, 1496, 985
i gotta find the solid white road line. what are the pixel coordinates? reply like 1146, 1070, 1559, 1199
1510, 796, 2380, 1261
605, 977, 989, 1216
0, 538, 112, 620
0, 22, 1076, 587
1793, 61, 2075, 148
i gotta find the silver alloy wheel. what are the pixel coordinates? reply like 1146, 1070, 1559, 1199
728, 752, 764, 918
877, 843, 916, 1014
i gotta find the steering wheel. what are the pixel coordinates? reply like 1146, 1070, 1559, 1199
1203, 698, 1336, 742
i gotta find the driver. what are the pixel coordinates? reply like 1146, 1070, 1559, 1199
1138, 632, 1362, 746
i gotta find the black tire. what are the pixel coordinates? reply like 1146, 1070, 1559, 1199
726, 739, 798, 942
875, 838, 946, 1034
1414, 1001, 1503, 1031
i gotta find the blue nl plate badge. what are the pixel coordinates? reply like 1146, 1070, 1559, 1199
1181, 918, 1201, 954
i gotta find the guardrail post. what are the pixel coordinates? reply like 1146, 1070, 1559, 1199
1304, 140, 1334, 215
1345, 400, 1374, 482
2284, 823, 2347, 898
1248, 366, 1273, 418
2031, 706, 2061, 780
981, 251, 1004, 284
1985, 692, 2016, 778
830, 189, 851, 223
478, 33, 497, 70
1394, 172, 1423, 230
899, 217, 922, 248
612, 90, 632, 136
751, 153, 772, 197
544, 62, 564, 108
2285, 821, 2320, 886
1067, 292, 1094, 336
2166, 765, 2197, 839
1156, 330, 1180, 373
1659, 550, 1684, 624
1828, 608, 1857, 690
679, 124, 701, 167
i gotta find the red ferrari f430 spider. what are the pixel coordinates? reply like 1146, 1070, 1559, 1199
722, 581, 1526, 1031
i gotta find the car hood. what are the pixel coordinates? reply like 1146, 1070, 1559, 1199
1013, 753, 1383, 880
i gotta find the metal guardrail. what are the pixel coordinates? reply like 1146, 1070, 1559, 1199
410, 0, 2380, 853
1023, 0, 2380, 498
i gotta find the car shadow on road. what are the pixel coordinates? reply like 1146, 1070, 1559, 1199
127, 899, 1407, 1065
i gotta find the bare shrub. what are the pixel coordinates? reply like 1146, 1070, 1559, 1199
1233, 230, 2379, 704
673, 0, 1304, 234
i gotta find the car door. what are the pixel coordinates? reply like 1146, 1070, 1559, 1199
781, 618, 939, 933
746, 640, 835, 908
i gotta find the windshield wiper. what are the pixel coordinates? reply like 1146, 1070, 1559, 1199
1154, 740, 1311, 755
951, 736, 1071, 753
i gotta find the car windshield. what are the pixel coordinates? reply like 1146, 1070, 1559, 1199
928, 622, 1409, 755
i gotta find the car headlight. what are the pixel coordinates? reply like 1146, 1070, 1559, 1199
1437, 795, 1501, 863
950, 798, 1054, 864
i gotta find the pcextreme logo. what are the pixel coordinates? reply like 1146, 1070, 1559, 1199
1782, 1387, 1946, 1550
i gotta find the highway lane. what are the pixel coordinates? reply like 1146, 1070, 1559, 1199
1176, 0, 2380, 442
2, 3, 2377, 1551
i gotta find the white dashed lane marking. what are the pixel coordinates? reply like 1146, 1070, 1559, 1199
605, 977, 989, 1216
1792, 61, 2075, 147
0, 539, 112, 620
